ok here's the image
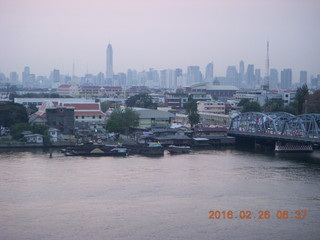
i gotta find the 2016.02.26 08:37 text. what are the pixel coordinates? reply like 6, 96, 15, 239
208, 210, 307, 220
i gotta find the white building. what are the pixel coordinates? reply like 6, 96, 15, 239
197, 101, 225, 114
24, 134, 43, 144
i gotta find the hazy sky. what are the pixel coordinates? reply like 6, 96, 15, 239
1, 0, 320, 82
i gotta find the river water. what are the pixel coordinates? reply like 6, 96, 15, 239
0, 147, 319, 240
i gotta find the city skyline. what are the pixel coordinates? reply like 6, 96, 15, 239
1, 0, 319, 81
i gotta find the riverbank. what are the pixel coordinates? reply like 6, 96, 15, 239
0, 141, 76, 148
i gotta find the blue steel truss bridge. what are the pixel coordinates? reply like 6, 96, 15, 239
228, 112, 320, 145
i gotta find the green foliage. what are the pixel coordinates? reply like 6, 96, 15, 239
294, 84, 309, 114
241, 101, 261, 113
105, 120, 125, 133
10, 123, 50, 141
100, 102, 119, 112
125, 93, 157, 109
184, 99, 200, 127
263, 99, 285, 112
10, 123, 31, 140
0, 103, 28, 127
9, 92, 62, 101
238, 99, 250, 106
105, 108, 139, 134
307, 90, 320, 113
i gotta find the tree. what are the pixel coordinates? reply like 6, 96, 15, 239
0, 103, 28, 127
294, 84, 309, 114
125, 93, 157, 109
238, 98, 250, 106
263, 99, 285, 112
100, 102, 119, 113
241, 101, 261, 113
184, 99, 200, 127
10, 123, 31, 140
307, 90, 320, 113
105, 120, 125, 133
105, 107, 139, 134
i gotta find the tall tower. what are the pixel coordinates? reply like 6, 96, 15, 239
205, 62, 214, 82
106, 43, 113, 85
263, 41, 270, 90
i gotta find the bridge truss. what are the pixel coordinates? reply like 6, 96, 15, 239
229, 112, 320, 140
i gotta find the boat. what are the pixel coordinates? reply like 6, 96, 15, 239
137, 142, 164, 156
167, 145, 191, 154
274, 141, 313, 153
64, 142, 128, 156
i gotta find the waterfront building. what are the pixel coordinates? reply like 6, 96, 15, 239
45, 103, 75, 135
132, 108, 175, 129
280, 68, 292, 89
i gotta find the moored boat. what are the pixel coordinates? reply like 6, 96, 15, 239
137, 142, 164, 156
64, 142, 128, 156
167, 145, 191, 154
274, 141, 313, 153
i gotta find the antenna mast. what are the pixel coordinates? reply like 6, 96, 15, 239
263, 41, 270, 90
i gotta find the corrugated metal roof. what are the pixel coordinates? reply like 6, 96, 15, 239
133, 108, 175, 119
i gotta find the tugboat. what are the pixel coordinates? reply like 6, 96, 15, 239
64, 142, 128, 157
274, 141, 313, 153
167, 145, 191, 154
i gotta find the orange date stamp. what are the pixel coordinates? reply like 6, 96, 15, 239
208, 210, 307, 220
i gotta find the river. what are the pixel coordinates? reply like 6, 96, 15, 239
0, 147, 319, 240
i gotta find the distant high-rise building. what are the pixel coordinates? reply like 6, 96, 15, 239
300, 71, 307, 86
51, 69, 60, 83
246, 64, 255, 88
175, 68, 183, 87
239, 60, 245, 86
106, 43, 113, 85
269, 68, 278, 90
22, 66, 30, 83
255, 69, 261, 86
127, 69, 138, 86
226, 66, 238, 86
205, 62, 214, 82
280, 68, 292, 89
187, 66, 202, 84
10, 72, 19, 84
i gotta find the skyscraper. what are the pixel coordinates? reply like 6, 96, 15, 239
187, 66, 202, 84
205, 62, 214, 82
106, 43, 113, 85
300, 71, 307, 86
280, 68, 292, 89
269, 68, 278, 89
246, 64, 255, 88
226, 66, 238, 86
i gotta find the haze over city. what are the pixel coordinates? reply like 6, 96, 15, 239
1, 0, 320, 82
